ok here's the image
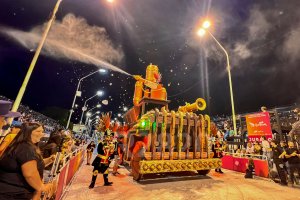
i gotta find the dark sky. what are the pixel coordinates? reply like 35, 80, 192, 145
0, 0, 299, 124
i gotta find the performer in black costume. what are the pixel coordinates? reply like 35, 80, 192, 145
89, 131, 115, 188
212, 139, 224, 173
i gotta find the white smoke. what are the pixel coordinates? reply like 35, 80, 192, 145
282, 25, 300, 63
247, 7, 271, 41
231, 6, 271, 67
1, 13, 129, 75
233, 43, 251, 60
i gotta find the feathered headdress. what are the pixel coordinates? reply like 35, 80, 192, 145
97, 112, 112, 132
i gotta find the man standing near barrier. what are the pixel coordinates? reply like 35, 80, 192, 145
285, 141, 300, 185
289, 108, 300, 147
89, 130, 115, 188
270, 140, 288, 185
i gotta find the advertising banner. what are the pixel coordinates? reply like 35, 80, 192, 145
55, 165, 67, 200
246, 112, 272, 142
222, 155, 269, 178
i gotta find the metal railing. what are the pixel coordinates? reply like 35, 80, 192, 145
223, 151, 268, 160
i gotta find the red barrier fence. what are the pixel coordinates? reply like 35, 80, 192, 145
54, 148, 86, 200
222, 155, 269, 178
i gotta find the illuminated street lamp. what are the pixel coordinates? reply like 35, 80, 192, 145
85, 111, 100, 125
197, 20, 237, 135
80, 90, 104, 124
86, 104, 102, 113
66, 69, 106, 128
123, 106, 128, 112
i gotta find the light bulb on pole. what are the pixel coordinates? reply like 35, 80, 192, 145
66, 70, 106, 129
79, 90, 104, 124
196, 19, 237, 136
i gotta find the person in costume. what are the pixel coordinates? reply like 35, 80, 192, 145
212, 139, 224, 173
89, 130, 115, 188
89, 112, 115, 188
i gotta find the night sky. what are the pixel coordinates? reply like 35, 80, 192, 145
0, 0, 299, 124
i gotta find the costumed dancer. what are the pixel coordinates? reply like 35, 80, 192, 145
212, 139, 224, 173
89, 112, 115, 188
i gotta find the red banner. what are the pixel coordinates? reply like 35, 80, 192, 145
246, 112, 272, 142
222, 155, 269, 178
66, 156, 76, 185
55, 165, 67, 200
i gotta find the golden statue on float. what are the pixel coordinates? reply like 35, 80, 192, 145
122, 64, 221, 181
132, 64, 167, 106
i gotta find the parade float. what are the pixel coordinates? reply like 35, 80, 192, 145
122, 64, 222, 181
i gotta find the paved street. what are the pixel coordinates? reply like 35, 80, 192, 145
63, 162, 300, 200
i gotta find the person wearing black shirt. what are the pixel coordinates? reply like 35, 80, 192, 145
278, 141, 289, 174
270, 140, 288, 185
0, 123, 54, 200
285, 141, 300, 185
86, 141, 96, 165
42, 134, 61, 159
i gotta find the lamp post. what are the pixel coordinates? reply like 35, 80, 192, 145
11, 0, 63, 113
66, 69, 106, 128
88, 116, 99, 133
85, 111, 100, 125
79, 90, 104, 124
86, 104, 101, 114
197, 20, 237, 135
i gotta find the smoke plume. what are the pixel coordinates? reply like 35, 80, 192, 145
1, 13, 129, 75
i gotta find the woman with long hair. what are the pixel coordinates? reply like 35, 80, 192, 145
0, 122, 54, 199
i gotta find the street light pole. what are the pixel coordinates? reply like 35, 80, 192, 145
207, 30, 237, 135
80, 94, 97, 124
85, 112, 99, 125
66, 69, 104, 129
11, 0, 63, 112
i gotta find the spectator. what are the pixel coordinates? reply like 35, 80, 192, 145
289, 108, 300, 145
270, 140, 288, 186
261, 106, 268, 112
253, 141, 262, 155
261, 136, 270, 157
285, 141, 300, 185
0, 122, 22, 155
245, 142, 254, 155
222, 141, 229, 152
240, 149, 247, 157
278, 140, 289, 174
0, 100, 21, 133
42, 134, 61, 159
0, 122, 54, 199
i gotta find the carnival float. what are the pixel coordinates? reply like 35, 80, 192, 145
120, 64, 222, 181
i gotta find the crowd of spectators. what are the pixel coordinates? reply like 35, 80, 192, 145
211, 106, 300, 186
0, 99, 89, 199
0, 96, 61, 132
